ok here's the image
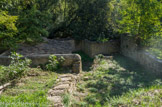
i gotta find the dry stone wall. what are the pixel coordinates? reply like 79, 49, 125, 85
121, 36, 162, 76
75, 40, 120, 57
0, 54, 82, 73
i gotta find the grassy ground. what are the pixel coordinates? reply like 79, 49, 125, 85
0, 53, 161, 107
147, 48, 162, 60
0, 68, 58, 107
73, 54, 162, 106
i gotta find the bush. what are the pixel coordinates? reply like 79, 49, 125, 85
17, 6, 51, 44
0, 52, 31, 84
46, 55, 65, 72
0, 11, 18, 48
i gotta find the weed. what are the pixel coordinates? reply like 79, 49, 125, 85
62, 93, 71, 107
0, 69, 57, 107
46, 55, 65, 72
0, 52, 31, 85
76, 54, 162, 106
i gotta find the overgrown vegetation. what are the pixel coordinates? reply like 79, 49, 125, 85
147, 48, 162, 60
0, 11, 18, 48
62, 93, 71, 107
46, 55, 65, 71
0, 53, 60, 107
0, 0, 161, 50
0, 52, 31, 85
0, 68, 58, 107
74, 54, 162, 106
0, 0, 161, 106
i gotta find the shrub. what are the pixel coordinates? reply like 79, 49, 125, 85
0, 52, 31, 84
17, 6, 50, 44
46, 55, 65, 71
0, 10, 18, 48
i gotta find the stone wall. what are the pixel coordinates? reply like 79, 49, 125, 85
74, 40, 120, 57
0, 54, 82, 73
121, 36, 162, 75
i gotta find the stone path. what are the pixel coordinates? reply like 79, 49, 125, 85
47, 74, 78, 107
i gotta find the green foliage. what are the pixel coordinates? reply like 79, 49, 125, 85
46, 55, 59, 71
49, 0, 119, 41
0, 11, 18, 48
62, 93, 71, 107
17, 6, 51, 44
119, 0, 162, 45
46, 55, 65, 71
107, 86, 162, 107
0, 52, 31, 84
0, 91, 49, 107
147, 48, 162, 59
0, 70, 57, 107
69, 0, 116, 41
0, 0, 53, 48
0, 0, 161, 48
77, 55, 162, 106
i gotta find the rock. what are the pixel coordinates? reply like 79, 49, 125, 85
54, 84, 70, 90
72, 61, 82, 73
49, 90, 65, 96
60, 77, 72, 82
47, 96, 62, 103
47, 74, 78, 107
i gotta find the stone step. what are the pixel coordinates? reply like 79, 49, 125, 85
47, 96, 62, 103
58, 74, 73, 78
60, 77, 72, 82
48, 89, 65, 96
54, 84, 70, 90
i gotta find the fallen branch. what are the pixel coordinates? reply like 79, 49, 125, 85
0, 82, 11, 95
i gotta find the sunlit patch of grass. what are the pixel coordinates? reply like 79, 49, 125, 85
75, 54, 162, 106
0, 69, 58, 107
107, 86, 162, 107
147, 48, 162, 59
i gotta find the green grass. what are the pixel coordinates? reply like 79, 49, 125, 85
0, 69, 58, 107
147, 48, 162, 59
62, 93, 71, 107
0, 66, 5, 85
107, 86, 162, 107
75, 54, 162, 106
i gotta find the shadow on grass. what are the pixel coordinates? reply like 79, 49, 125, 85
85, 54, 162, 105
109, 54, 161, 96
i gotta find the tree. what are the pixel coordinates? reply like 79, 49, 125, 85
119, 0, 162, 45
0, 10, 18, 48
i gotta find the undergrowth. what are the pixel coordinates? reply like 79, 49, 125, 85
0, 69, 57, 107
74, 54, 162, 106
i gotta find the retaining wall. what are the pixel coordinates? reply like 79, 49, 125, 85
0, 54, 82, 73
74, 40, 120, 57
121, 36, 162, 75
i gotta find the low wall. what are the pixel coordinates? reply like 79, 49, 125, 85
0, 54, 82, 73
75, 40, 120, 57
121, 36, 162, 75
